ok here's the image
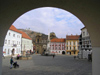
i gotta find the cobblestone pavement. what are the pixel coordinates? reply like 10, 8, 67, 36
2, 54, 92, 75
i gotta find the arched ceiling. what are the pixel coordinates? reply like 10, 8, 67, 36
0, 0, 100, 47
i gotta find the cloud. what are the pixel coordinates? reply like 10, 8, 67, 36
13, 7, 84, 38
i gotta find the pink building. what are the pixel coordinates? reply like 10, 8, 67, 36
50, 38, 66, 54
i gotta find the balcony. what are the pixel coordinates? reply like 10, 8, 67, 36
12, 44, 17, 47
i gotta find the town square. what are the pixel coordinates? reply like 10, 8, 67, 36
2, 54, 92, 75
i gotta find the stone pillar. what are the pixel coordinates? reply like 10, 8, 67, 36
0, 46, 3, 75
92, 47, 100, 75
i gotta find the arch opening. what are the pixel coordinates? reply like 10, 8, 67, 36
1, 6, 92, 75
1, 1, 100, 75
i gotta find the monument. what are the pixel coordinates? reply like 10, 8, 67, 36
20, 46, 31, 60
45, 32, 54, 56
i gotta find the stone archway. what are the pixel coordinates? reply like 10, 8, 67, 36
62, 51, 65, 55
0, 1, 100, 75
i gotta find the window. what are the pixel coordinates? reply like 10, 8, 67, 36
9, 33, 10, 36
74, 47, 75, 50
37, 39, 39, 43
56, 47, 57, 50
19, 42, 20, 45
13, 34, 15, 37
52, 46, 54, 50
8, 49, 10, 54
17, 35, 20, 38
66, 47, 68, 50
87, 32, 88, 35
68, 41, 70, 45
5, 39, 7, 44
62, 46, 64, 50
70, 47, 71, 50
12, 41, 14, 44
8, 40, 10, 44
59, 46, 61, 50
83, 32, 85, 36
74, 42, 75, 45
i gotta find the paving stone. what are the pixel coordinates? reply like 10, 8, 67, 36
2, 54, 92, 75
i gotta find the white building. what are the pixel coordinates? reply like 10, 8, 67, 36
50, 38, 66, 55
3, 25, 22, 56
18, 30, 33, 52
79, 27, 92, 59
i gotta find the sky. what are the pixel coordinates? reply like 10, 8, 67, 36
13, 7, 84, 38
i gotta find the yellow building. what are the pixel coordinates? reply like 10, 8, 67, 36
66, 35, 79, 55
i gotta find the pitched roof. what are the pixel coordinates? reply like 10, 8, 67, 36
66, 35, 79, 40
9, 25, 21, 33
9, 25, 31, 40
51, 38, 65, 42
18, 30, 32, 40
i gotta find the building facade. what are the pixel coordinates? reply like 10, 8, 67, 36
66, 35, 79, 55
50, 38, 66, 55
35, 33, 48, 54
79, 27, 92, 59
3, 25, 22, 56
18, 30, 33, 52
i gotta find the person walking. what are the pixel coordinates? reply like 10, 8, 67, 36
3, 54, 5, 59
53, 54, 55, 58
10, 57, 14, 69
17, 54, 20, 60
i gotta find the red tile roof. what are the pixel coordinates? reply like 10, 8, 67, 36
9, 25, 31, 40
18, 30, 32, 40
51, 38, 65, 42
9, 25, 21, 33
66, 35, 79, 40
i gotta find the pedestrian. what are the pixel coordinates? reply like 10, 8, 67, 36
3, 54, 5, 59
17, 54, 20, 60
53, 54, 55, 58
30, 50, 32, 54
74, 55, 76, 59
10, 57, 14, 69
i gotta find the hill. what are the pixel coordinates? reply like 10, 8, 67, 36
18, 29, 48, 44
